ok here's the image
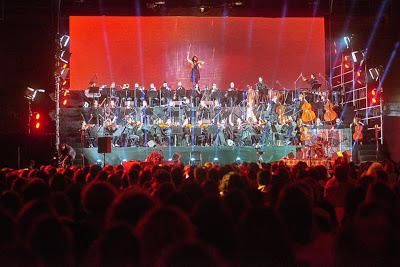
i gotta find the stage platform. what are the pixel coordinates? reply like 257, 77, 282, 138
80, 145, 296, 165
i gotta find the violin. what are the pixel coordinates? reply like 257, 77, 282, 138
301, 100, 316, 123
323, 100, 337, 122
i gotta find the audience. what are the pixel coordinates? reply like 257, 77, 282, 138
0, 155, 399, 266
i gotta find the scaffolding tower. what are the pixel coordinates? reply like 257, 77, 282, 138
331, 50, 383, 146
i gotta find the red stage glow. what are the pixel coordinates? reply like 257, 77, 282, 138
70, 16, 325, 90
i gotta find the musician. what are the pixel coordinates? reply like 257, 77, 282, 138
302, 73, 319, 88
315, 95, 326, 121
210, 83, 221, 103
191, 83, 202, 107
160, 81, 173, 105
201, 85, 211, 102
148, 83, 158, 106
58, 143, 76, 168
246, 85, 258, 122
350, 117, 364, 143
302, 73, 321, 102
214, 119, 227, 146
187, 52, 205, 86
256, 77, 269, 102
175, 81, 186, 100
225, 82, 237, 107
110, 82, 117, 97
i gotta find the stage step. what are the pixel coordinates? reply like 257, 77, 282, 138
357, 144, 383, 163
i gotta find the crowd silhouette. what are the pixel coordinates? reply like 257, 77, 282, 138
0, 155, 399, 266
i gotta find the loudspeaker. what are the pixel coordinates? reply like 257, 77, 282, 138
98, 137, 112, 153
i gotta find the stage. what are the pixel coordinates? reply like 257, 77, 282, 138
79, 145, 297, 165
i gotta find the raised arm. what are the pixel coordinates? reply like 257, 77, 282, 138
186, 52, 193, 64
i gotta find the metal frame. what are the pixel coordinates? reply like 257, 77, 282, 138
331, 47, 383, 145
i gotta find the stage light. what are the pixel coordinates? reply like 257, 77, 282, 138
213, 157, 219, 161
60, 35, 70, 48
190, 157, 195, 161
344, 55, 349, 61
63, 99, 68, 106
60, 68, 69, 80
62, 80, 67, 86
35, 122, 40, 129
232, 1, 243, 6
343, 36, 351, 49
351, 50, 365, 63
371, 89, 377, 96
236, 156, 241, 161
357, 70, 362, 77
344, 63, 350, 69
59, 50, 71, 64
372, 97, 377, 104
25, 87, 45, 101
35, 113, 40, 120
369, 67, 380, 81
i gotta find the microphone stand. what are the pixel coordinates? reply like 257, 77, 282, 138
294, 73, 303, 102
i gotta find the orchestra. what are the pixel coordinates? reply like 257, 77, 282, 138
78, 75, 355, 159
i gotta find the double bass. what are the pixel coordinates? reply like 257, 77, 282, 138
323, 99, 337, 122
301, 100, 316, 124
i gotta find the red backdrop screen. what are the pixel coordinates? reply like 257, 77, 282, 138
70, 16, 325, 90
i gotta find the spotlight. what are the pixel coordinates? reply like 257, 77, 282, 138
343, 36, 351, 49
60, 35, 70, 48
35, 122, 41, 129
59, 50, 71, 64
35, 113, 40, 120
232, 1, 243, 6
236, 156, 241, 161
369, 67, 381, 81
213, 157, 219, 161
60, 68, 70, 80
62, 99, 68, 106
351, 50, 366, 63
190, 157, 195, 161
25, 87, 45, 101
199, 6, 206, 13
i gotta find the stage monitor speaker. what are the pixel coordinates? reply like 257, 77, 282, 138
98, 137, 112, 153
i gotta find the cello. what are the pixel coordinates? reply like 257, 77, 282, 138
323, 99, 337, 123
353, 118, 363, 142
301, 99, 316, 124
